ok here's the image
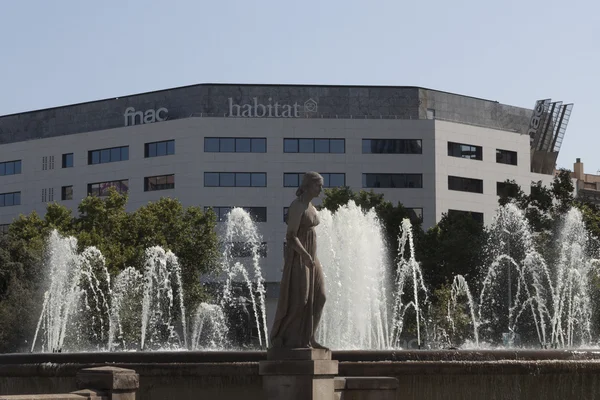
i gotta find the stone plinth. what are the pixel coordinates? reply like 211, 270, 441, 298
260, 349, 339, 400
334, 377, 398, 400
76, 367, 138, 400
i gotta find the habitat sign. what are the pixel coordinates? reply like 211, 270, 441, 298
227, 97, 318, 118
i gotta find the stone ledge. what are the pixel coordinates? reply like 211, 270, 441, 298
76, 367, 139, 391
259, 360, 339, 376
267, 348, 332, 361
334, 377, 399, 390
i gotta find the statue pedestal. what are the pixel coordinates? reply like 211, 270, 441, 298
259, 348, 339, 400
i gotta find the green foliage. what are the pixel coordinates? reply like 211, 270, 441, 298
0, 189, 219, 351
418, 212, 489, 294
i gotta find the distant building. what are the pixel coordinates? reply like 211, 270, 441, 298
571, 158, 600, 205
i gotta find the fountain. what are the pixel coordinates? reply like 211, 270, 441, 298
5, 202, 600, 399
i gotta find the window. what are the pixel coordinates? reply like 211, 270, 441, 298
87, 180, 129, 197
42, 188, 47, 202
407, 208, 423, 223
496, 149, 518, 166
0, 192, 21, 207
362, 139, 422, 154
283, 173, 345, 188
448, 142, 482, 160
0, 160, 22, 176
144, 174, 175, 191
62, 186, 73, 201
145, 140, 175, 158
88, 146, 129, 165
62, 153, 74, 168
204, 137, 266, 153
448, 209, 484, 224
204, 172, 267, 187
448, 176, 484, 193
49, 188, 54, 202
0, 224, 9, 234
362, 173, 423, 188
227, 242, 267, 258
42, 156, 47, 171
283, 138, 345, 153
49, 156, 55, 170
205, 206, 267, 222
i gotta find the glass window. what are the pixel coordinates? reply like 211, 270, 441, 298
448, 176, 484, 193
252, 138, 266, 153
251, 173, 267, 187
448, 209, 484, 223
220, 173, 235, 187
236, 173, 251, 187
5, 163, 14, 175
91, 151, 100, 164
4, 193, 13, 206
330, 139, 345, 153
14, 161, 21, 174
111, 147, 121, 162
236, 138, 251, 152
496, 149, 518, 166
246, 207, 267, 222
407, 208, 423, 223
121, 146, 129, 161
204, 138, 219, 152
298, 139, 314, 153
0, 164, 4, 175
448, 142, 482, 160
62, 186, 73, 200
284, 173, 300, 187
167, 140, 175, 155
62, 153, 73, 168
100, 149, 111, 163
147, 143, 157, 157
328, 173, 345, 187
314, 139, 329, 153
204, 173, 219, 187
156, 141, 167, 156
362, 173, 423, 188
284, 139, 298, 153
220, 138, 235, 152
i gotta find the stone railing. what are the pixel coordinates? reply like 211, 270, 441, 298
0, 367, 138, 400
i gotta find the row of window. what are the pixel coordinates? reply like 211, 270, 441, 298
0, 160, 22, 176
448, 142, 518, 166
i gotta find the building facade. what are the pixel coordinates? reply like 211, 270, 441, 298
0, 83, 567, 319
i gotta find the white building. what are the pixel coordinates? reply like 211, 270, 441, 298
0, 84, 571, 317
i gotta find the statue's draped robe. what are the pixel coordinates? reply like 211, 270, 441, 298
270, 204, 326, 348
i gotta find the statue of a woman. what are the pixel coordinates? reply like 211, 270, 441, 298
270, 172, 328, 349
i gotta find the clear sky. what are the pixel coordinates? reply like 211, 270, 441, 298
0, 0, 597, 171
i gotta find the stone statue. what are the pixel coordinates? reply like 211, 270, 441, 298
270, 172, 328, 349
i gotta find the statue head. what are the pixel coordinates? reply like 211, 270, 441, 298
296, 172, 324, 198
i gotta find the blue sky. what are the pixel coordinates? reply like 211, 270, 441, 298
0, 0, 598, 171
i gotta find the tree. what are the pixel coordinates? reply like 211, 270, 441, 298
418, 212, 489, 295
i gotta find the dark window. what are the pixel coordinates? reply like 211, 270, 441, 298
145, 140, 175, 158
88, 146, 129, 165
362, 173, 423, 188
204, 172, 267, 187
144, 174, 175, 191
0, 224, 9, 234
61, 186, 73, 200
407, 208, 423, 223
0, 192, 21, 207
362, 139, 423, 154
448, 176, 484, 193
87, 180, 129, 197
284, 173, 301, 187
448, 142, 482, 160
227, 242, 267, 258
62, 153, 74, 168
0, 160, 22, 176
448, 209, 484, 224
204, 137, 267, 153
496, 149, 518, 165
205, 206, 267, 223
497, 181, 520, 197
284, 138, 345, 153
284, 173, 345, 188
